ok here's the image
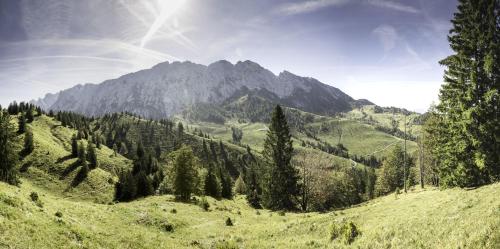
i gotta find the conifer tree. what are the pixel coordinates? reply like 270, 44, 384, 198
23, 129, 34, 155
71, 134, 78, 157
219, 164, 233, 199
0, 111, 19, 185
204, 162, 221, 198
18, 113, 26, 133
433, 0, 499, 187
172, 145, 199, 201
262, 105, 299, 210
78, 141, 86, 164
87, 142, 98, 169
233, 173, 247, 195
26, 108, 34, 123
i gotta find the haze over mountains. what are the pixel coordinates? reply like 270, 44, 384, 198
33, 60, 372, 119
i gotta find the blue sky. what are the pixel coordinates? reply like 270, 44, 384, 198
0, 0, 457, 112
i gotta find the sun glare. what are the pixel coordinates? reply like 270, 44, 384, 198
140, 0, 186, 48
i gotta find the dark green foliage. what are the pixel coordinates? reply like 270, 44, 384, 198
55, 211, 63, 218
135, 171, 154, 198
17, 113, 26, 133
219, 164, 233, 199
204, 163, 221, 198
0, 111, 19, 185
375, 145, 414, 196
22, 129, 34, 155
71, 134, 78, 157
430, 0, 500, 187
86, 142, 98, 169
30, 191, 43, 208
25, 108, 34, 123
246, 163, 261, 208
233, 174, 247, 195
225, 217, 233, 226
231, 127, 243, 144
330, 220, 360, 245
77, 142, 86, 163
262, 105, 299, 210
172, 145, 199, 202
73, 161, 89, 186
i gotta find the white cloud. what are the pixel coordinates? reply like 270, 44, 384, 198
275, 0, 349, 16
366, 0, 420, 14
372, 25, 398, 51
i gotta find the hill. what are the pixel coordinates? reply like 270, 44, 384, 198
1, 179, 498, 248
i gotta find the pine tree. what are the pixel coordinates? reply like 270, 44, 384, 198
434, 0, 499, 187
219, 164, 233, 199
233, 173, 247, 195
246, 163, 261, 208
262, 105, 299, 210
204, 162, 221, 198
71, 134, 78, 157
136, 171, 154, 198
26, 108, 34, 123
374, 145, 413, 196
0, 111, 19, 185
18, 112, 26, 133
78, 141, 86, 163
172, 145, 199, 201
23, 129, 34, 155
87, 142, 98, 169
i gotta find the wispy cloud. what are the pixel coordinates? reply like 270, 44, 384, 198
372, 24, 398, 51
366, 0, 420, 14
274, 0, 349, 16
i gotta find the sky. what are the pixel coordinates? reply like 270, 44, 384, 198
0, 0, 458, 112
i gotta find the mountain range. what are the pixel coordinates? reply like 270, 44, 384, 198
33, 60, 372, 119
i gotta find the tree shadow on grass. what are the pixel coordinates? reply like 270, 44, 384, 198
60, 160, 81, 179
71, 166, 89, 187
20, 161, 32, 173
56, 154, 74, 163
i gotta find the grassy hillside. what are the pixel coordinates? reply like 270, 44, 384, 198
17, 115, 132, 203
1, 180, 498, 248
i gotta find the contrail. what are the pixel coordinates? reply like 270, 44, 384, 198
140, 0, 185, 49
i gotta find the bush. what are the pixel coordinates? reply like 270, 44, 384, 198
55, 211, 63, 218
330, 220, 359, 245
199, 197, 210, 211
170, 208, 177, 214
225, 217, 233, 226
30, 191, 43, 207
278, 210, 286, 216
163, 222, 174, 232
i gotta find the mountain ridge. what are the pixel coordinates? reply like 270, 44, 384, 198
33, 60, 372, 119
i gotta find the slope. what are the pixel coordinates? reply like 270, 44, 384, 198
1, 179, 498, 248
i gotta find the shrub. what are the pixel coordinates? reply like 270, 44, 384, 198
199, 197, 210, 211
330, 220, 359, 245
170, 208, 177, 214
30, 191, 43, 207
278, 210, 286, 216
225, 217, 233, 226
163, 222, 174, 232
55, 211, 63, 218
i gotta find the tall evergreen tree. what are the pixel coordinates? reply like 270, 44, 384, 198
434, 0, 499, 187
23, 129, 34, 155
172, 145, 199, 201
219, 164, 233, 199
87, 142, 98, 169
204, 162, 221, 198
71, 134, 78, 157
78, 141, 86, 163
262, 105, 299, 210
26, 108, 34, 123
0, 111, 19, 185
18, 112, 26, 133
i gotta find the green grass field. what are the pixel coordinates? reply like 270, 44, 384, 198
1, 180, 498, 248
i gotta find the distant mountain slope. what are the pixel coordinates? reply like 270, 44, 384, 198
33, 60, 371, 119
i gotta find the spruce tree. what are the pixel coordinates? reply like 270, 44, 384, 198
262, 105, 299, 210
435, 0, 499, 187
233, 173, 247, 195
23, 129, 34, 155
26, 108, 34, 123
78, 141, 86, 164
219, 164, 233, 199
87, 142, 98, 169
172, 145, 199, 201
18, 113, 26, 133
71, 134, 78, 157
204, 162, 221, 198
0, 111, 19, 185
